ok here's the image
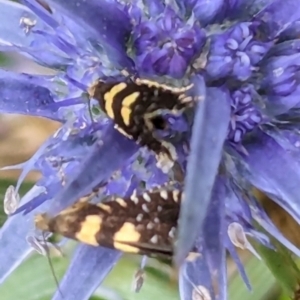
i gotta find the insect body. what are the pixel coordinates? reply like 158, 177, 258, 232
35, 188, 182, 258
88, 78, 194, 172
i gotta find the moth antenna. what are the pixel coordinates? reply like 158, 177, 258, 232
35, 214, 64, 297
132, 255, 147, 293
132, 268, 145, 293
42, 231, 64, 298
86, 80, 101, 124
88, 100, 95, 124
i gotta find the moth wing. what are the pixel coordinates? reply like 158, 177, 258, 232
117, 240, 173, 258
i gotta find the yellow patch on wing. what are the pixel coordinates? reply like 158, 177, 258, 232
113, 222, 141, 253
104, 82, 127, 119
121, 92, 140, 126
75, 215, 102, 246
120, 106, 132, 126
122, 91, 140, 107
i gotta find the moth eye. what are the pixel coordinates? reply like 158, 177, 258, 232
151, 116, 167, 130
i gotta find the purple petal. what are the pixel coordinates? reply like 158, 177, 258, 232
0, 184, 54, 284
52, 245, 122, 300
175, 80, 231, 265
14, 136, 53, 194
21, 0, 58, 28
144, 0, 164, 15
14, 180, 62, 215
254, 0, 300, 39
225, 237, 251, 290
179, 253, 215, 300
0, 44, 73, 69
203, 177, 227, 299
3, 121, 104, 209
279, 21, 300, 41
0, 70, 62, 121
225, 184, 253, 224
45, 0, 134, 69
192, 0, 223, 26
217, 0, 273, 20
46, 124, 138, 216
0, 0, 45, 47
241, 129, 300, 226
249, 195, 300, 257
0, 124, 138, 284
0, 0, 71, 68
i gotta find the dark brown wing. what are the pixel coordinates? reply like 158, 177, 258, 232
89, 79, 193, 165
35, 189, 182, 258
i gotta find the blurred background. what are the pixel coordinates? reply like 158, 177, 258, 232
0, 48, 296, 300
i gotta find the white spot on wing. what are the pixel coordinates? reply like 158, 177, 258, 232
147, 222, 154, 229
155, 153, 174, 174
136, 213, 143, 222
142, 193, 151, 202
142, 204, 149, 213
130, 194, 139, 204
172, 190, 180, 202
168, 227, 176, 238
159, 190, 168, 200
150, 235, 158, 244
192, 285, 211, 300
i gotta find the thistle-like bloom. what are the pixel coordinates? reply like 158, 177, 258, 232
1, 0, 300, 299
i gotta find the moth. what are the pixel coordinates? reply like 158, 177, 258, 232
88, 77, 195, 172
35, 187, 182, 258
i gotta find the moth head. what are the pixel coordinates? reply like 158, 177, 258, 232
87, 80, 99, 99
35, 213, 51, 232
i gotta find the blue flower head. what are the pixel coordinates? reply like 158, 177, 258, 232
1, 0, 300, 299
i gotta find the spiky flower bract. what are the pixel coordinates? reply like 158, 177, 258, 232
1, 0, 300, 299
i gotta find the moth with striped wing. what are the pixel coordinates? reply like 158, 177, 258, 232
35, 187, 182, 258
88, 77, 195, 172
